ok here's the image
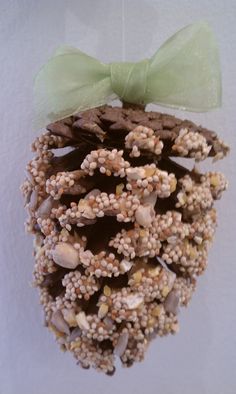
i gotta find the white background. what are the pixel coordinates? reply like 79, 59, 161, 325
0, 1, 236, 393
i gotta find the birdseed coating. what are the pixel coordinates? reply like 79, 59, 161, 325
201, 171, 228, 199
33, 242, 57, 285
154, 211, 189, 241
125, 125, 164, 157
172, 128, 211, 161
46, 170, 88, 200
126, 164, 177, 198
32, 131, 68, 153
97, 287, 145, 324
81, 148, 130, 177
109, 225, 162, 259
128, 264, 176, 303
52, 190, 141, 229
62, 271, 99, 301
176, 174, 214, 215
162, 239, 209, 277
21, 104, 229, 374
173, 277, 196, 306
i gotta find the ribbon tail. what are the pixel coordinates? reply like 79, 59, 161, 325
34, 47, 114, 128
145, 21, 221, 111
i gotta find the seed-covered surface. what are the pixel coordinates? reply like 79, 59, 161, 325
21, 104, 229, 374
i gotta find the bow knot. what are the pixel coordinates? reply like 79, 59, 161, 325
35, 22, 221, 127
110, 60, 149, 103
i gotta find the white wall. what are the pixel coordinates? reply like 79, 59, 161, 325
0, 1, 236, 393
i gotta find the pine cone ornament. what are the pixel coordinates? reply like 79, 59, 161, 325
21, 104, 229, 374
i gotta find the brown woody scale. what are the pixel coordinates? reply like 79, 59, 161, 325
21, 104, 229, 374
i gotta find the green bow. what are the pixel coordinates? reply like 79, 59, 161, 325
35, 21, 221, 127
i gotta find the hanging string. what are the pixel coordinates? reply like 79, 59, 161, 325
122, 0, 125, 61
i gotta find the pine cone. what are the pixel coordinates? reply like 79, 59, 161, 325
21, 105, 229, 374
